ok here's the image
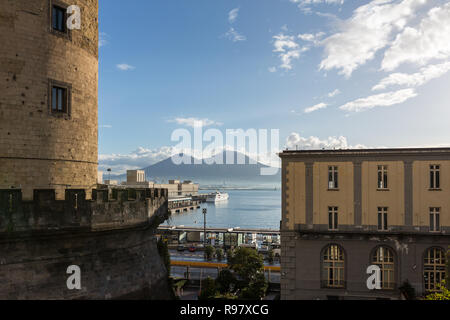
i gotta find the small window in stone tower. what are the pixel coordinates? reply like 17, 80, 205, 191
52, 5, 66, 33
51, 86, 67, 113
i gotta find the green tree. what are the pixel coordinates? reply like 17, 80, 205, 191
239, 272, 269, 300
204, 245, 215, 261
228, 247, 264, 283
228, 247, 268, 299
216, 269, 236, 294
199, 277, 217, 300
267, 249, 274, 264
424, 281, 450, 300
157, 238, 170, 274
215, 248, 224, 261
446, 247, 449, 289
226, 248, 234, 261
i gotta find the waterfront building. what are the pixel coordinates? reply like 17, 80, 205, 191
279, 148, 450, 300
122, 170, 199, 197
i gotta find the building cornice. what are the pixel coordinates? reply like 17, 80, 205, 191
278, 147, 450, 161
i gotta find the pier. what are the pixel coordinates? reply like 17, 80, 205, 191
168, 197, 201, 213
158, 225, 280, 249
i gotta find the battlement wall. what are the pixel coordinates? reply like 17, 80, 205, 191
0, 186, 172, 300
0, 187, 169, 234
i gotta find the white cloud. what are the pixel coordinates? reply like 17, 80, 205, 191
339, 88, 417, 112
328, 89, 341, 97
290, 0, 344, 5
304, 102, 328, 113
99, 146, 176, 174
319, 0, 427, 77
116, 64, 135, 71
373, 61, 450, 91
285, 133, 365, 150
268, 67, 277, 73
298, 32, 326, 44
273, 34, 308, 70
168, 117, 222, 128
229, 8, 239, 23
99, 32, 108, 47
225, 27, 246, 42
382, 2, 450, 71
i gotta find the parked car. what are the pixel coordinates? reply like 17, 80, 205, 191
188, 245, 196, 252
177, 245, 185, 252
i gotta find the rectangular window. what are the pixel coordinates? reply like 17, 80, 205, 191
378, 207, 388, 231
328, 166, 338, 189
377, 165, 388, 189
430, 208, 440, 232
430, 165, 440, 189
328, 207, 338, 230
51, 86, 67, 113
52, 5, 66, 33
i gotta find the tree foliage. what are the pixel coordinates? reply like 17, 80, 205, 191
216, 269, 236, 294
205, 245, 215, 261
199, 277, 217, 300
239, 272, 268, 300
228, 247, 265, 284
215, 248, 224, 261
198, 247, 268, 300
157, 238, 170, 274
424, 281, 450, 300
267, 249, 274, 264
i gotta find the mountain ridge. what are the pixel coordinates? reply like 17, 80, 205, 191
110, 151, 281, 186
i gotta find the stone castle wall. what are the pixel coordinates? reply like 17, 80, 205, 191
0, 0, 99, 200
0, 187, 172, 299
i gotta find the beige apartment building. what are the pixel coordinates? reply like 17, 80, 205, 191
120, 171, 199, 198
279, 148, 449, 300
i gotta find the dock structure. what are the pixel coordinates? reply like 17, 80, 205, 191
159, 225, 280, 235
192, 194, 208, 202
158, 225, 280, 249
168, 197, 201, 213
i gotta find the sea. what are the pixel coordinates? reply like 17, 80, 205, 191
162, 188, 281, 230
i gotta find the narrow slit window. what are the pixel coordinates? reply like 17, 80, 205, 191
378, 207, 388, 231
430, 165, 440, 189
51, 86, 67, 113
328, 166, 338, 189
328, 207, 338, 230
377, 165, 388, 189
430, 208, 440, 232
52, 5, 66, 33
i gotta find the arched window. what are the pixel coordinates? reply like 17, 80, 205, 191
372, 246, 395, 289
322, 244, 345, 288
424, 247, 446, 292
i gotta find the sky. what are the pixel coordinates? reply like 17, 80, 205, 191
98, 0, 450, 174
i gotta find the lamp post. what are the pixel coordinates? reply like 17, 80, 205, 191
203, 208, 207, 247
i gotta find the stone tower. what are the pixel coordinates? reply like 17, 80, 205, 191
0, 0, 98, 200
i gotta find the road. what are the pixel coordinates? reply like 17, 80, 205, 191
169, 250, 281, 284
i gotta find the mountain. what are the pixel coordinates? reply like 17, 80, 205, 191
113, 151, 281, 187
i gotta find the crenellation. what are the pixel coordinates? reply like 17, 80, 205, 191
0, 0, 173, 300
0, 187, 169, 234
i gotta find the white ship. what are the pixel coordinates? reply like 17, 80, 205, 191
206, 191, 229, 203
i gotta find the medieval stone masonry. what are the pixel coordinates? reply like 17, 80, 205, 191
0, 0, 172, 299
0, 0, 98, 201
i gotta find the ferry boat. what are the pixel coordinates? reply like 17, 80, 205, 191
206, 191, 229, 203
